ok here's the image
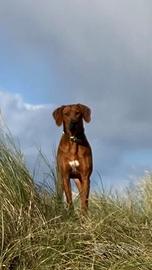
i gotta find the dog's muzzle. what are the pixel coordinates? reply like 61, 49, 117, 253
69, 120, 78, 130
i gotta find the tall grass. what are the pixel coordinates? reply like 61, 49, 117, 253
0, 128, 152, 269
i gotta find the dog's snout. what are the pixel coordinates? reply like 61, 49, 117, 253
69, 120, 77, 130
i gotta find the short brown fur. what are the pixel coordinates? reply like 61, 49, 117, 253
52, 104, 93, 212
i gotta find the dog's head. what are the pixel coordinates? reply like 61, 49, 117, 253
52, 104, 91, 134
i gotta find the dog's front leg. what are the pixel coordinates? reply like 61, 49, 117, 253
81, 176, 90, 212
63, 176, 73, 208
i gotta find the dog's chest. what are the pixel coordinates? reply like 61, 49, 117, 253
68, 159, 80, 173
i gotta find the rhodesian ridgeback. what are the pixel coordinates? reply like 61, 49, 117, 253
52, 104, 93, 211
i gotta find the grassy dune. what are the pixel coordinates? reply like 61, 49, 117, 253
0, 129, 152, 269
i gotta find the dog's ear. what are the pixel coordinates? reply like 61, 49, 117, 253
78, 104, 91, 123
52, 106, 65, 126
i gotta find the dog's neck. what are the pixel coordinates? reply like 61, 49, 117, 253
62, 124, 85, 144
64, 133, 84, 143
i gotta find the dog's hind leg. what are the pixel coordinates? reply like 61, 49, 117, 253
74, 178, 82, 194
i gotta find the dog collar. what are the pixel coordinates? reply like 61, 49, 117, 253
70, 136, 79, 143
62, 132, 82, 143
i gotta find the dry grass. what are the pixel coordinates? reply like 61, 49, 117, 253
0, 128, 152, 269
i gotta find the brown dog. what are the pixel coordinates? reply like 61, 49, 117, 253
52, 104, 93, 211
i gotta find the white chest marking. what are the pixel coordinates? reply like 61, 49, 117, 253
69, 160, 79, 170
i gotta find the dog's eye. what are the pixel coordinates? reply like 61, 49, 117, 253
64, 112, 70, 116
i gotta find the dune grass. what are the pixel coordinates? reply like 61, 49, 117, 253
0, 129, 152, 269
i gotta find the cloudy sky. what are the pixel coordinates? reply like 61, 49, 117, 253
0, 0, 152, 190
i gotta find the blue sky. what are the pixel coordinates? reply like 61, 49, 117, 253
0, 0, 152, 190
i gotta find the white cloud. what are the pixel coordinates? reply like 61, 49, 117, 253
0, 91, 57, 172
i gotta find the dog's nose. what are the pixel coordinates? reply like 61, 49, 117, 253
69, 120, 77, 130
